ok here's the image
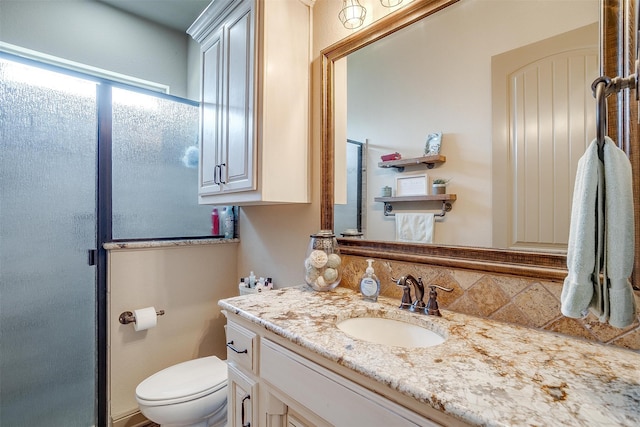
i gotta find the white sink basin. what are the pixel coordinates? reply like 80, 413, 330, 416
336, 317, 445, 348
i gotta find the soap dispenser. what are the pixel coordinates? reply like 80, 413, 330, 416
360, 259, 380, 302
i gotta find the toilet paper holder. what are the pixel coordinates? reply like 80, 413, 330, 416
119, 309, 165, 325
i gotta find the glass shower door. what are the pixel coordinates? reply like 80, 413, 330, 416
0, 58, 97, 426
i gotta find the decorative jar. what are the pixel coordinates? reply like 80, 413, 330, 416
304, 230, 342, 291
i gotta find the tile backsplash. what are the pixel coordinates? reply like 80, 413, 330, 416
340, 255, 640, 352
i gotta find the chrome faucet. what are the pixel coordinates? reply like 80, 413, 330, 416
393, 275, 425, 312
394, 276, 452, 316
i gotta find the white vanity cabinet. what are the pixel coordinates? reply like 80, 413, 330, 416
225, 320, 258, 427
189, 0, 312, 205
224, 315, 447, 427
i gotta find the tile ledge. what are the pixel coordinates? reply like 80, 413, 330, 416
103, 238, 239, 251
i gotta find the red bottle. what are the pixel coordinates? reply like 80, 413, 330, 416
211, 208, 220, 235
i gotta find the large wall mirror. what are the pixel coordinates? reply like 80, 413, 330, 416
321, 0, 639, 283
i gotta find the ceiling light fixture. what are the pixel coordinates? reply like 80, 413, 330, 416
338, 0, 366, 30
380, 0, 403, 6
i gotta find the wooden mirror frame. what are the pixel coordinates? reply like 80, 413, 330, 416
321, 0, 639, 285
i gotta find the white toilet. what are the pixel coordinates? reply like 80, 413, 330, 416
135, 356, 228, 427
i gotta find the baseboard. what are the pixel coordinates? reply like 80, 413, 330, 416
111, 411, 157, 427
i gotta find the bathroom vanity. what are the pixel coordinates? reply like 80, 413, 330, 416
220, 287, 640, 427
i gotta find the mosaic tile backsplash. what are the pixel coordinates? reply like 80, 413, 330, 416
340, 255, 640, 352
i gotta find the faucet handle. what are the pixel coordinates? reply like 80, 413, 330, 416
392, 276, 412, 310
425, 285, 453, 316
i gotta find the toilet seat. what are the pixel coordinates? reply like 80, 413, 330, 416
136, 356, 227, 406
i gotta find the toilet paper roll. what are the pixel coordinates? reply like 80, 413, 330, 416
133, 307, 157, 331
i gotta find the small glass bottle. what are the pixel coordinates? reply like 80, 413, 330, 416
211, 208, 219, 235
304, 230, 342, 291
223, 206, 234, 238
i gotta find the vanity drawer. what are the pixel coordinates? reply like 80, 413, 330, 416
226, 321, 256, 373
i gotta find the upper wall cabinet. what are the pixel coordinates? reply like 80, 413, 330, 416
189, 0, 313, 205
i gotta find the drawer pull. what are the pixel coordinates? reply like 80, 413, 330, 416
241, 394, 251, 427
226, 340, 248, 354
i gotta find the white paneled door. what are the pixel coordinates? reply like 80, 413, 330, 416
493, 23, 598, 250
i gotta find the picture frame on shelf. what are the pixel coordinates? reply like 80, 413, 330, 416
395, 174, 428, 196
425, 132, 442, 155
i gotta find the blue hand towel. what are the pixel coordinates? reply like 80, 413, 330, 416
602, 138, 637, 328
561, 137, 638, 328
561, 140, 602, 318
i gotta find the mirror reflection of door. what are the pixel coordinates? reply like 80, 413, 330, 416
492, 23, 598, 251
334, 139, 364, 236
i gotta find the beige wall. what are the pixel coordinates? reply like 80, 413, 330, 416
236, 0, 406, 288
346, 1, 597, 246
108, 243, 238, 422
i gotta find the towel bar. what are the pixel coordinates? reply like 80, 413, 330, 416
592, 58, 638, 158
383, 201, 452, 217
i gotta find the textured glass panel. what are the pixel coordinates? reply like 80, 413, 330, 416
334, 142, 362, 234
112, 87, 212, 239
0, 58, 97, 426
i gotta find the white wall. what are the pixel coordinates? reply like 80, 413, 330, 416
0, 0, 193, 98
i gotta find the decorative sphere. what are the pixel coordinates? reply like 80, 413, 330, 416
308, 250, 328, 268
315, 276, 327, 289
305, 265, 320, 283
323, 268, 338, 283
326, 253, 341, 268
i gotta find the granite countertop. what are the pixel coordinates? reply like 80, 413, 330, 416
103, 238, 238, 250
219, 286, 640, 427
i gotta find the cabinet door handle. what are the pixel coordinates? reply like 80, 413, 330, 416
241, 393, 251, 427
214, 164, 221, 185
219, 162, 226, 184
226, 340, 248, 354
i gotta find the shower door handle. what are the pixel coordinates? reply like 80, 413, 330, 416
87, 249, 97, 266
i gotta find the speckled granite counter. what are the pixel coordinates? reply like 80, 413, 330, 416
219, 286, 640, 427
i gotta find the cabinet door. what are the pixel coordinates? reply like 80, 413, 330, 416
261, 339, 443, 426
220, 0, 255, 193
228, 365, 257, 427
200, 27, 224, 196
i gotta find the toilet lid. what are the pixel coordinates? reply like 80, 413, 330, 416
136, 356, 227, 404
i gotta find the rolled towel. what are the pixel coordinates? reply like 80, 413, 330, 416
561, 140, 601, 318
602, 138, 637, 327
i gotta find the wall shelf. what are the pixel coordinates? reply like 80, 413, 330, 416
378, 154, 446, 171
374, 194, 456, 203
374, 194, 456, 217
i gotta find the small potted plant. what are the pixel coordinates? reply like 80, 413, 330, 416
432, 178, 450, 195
